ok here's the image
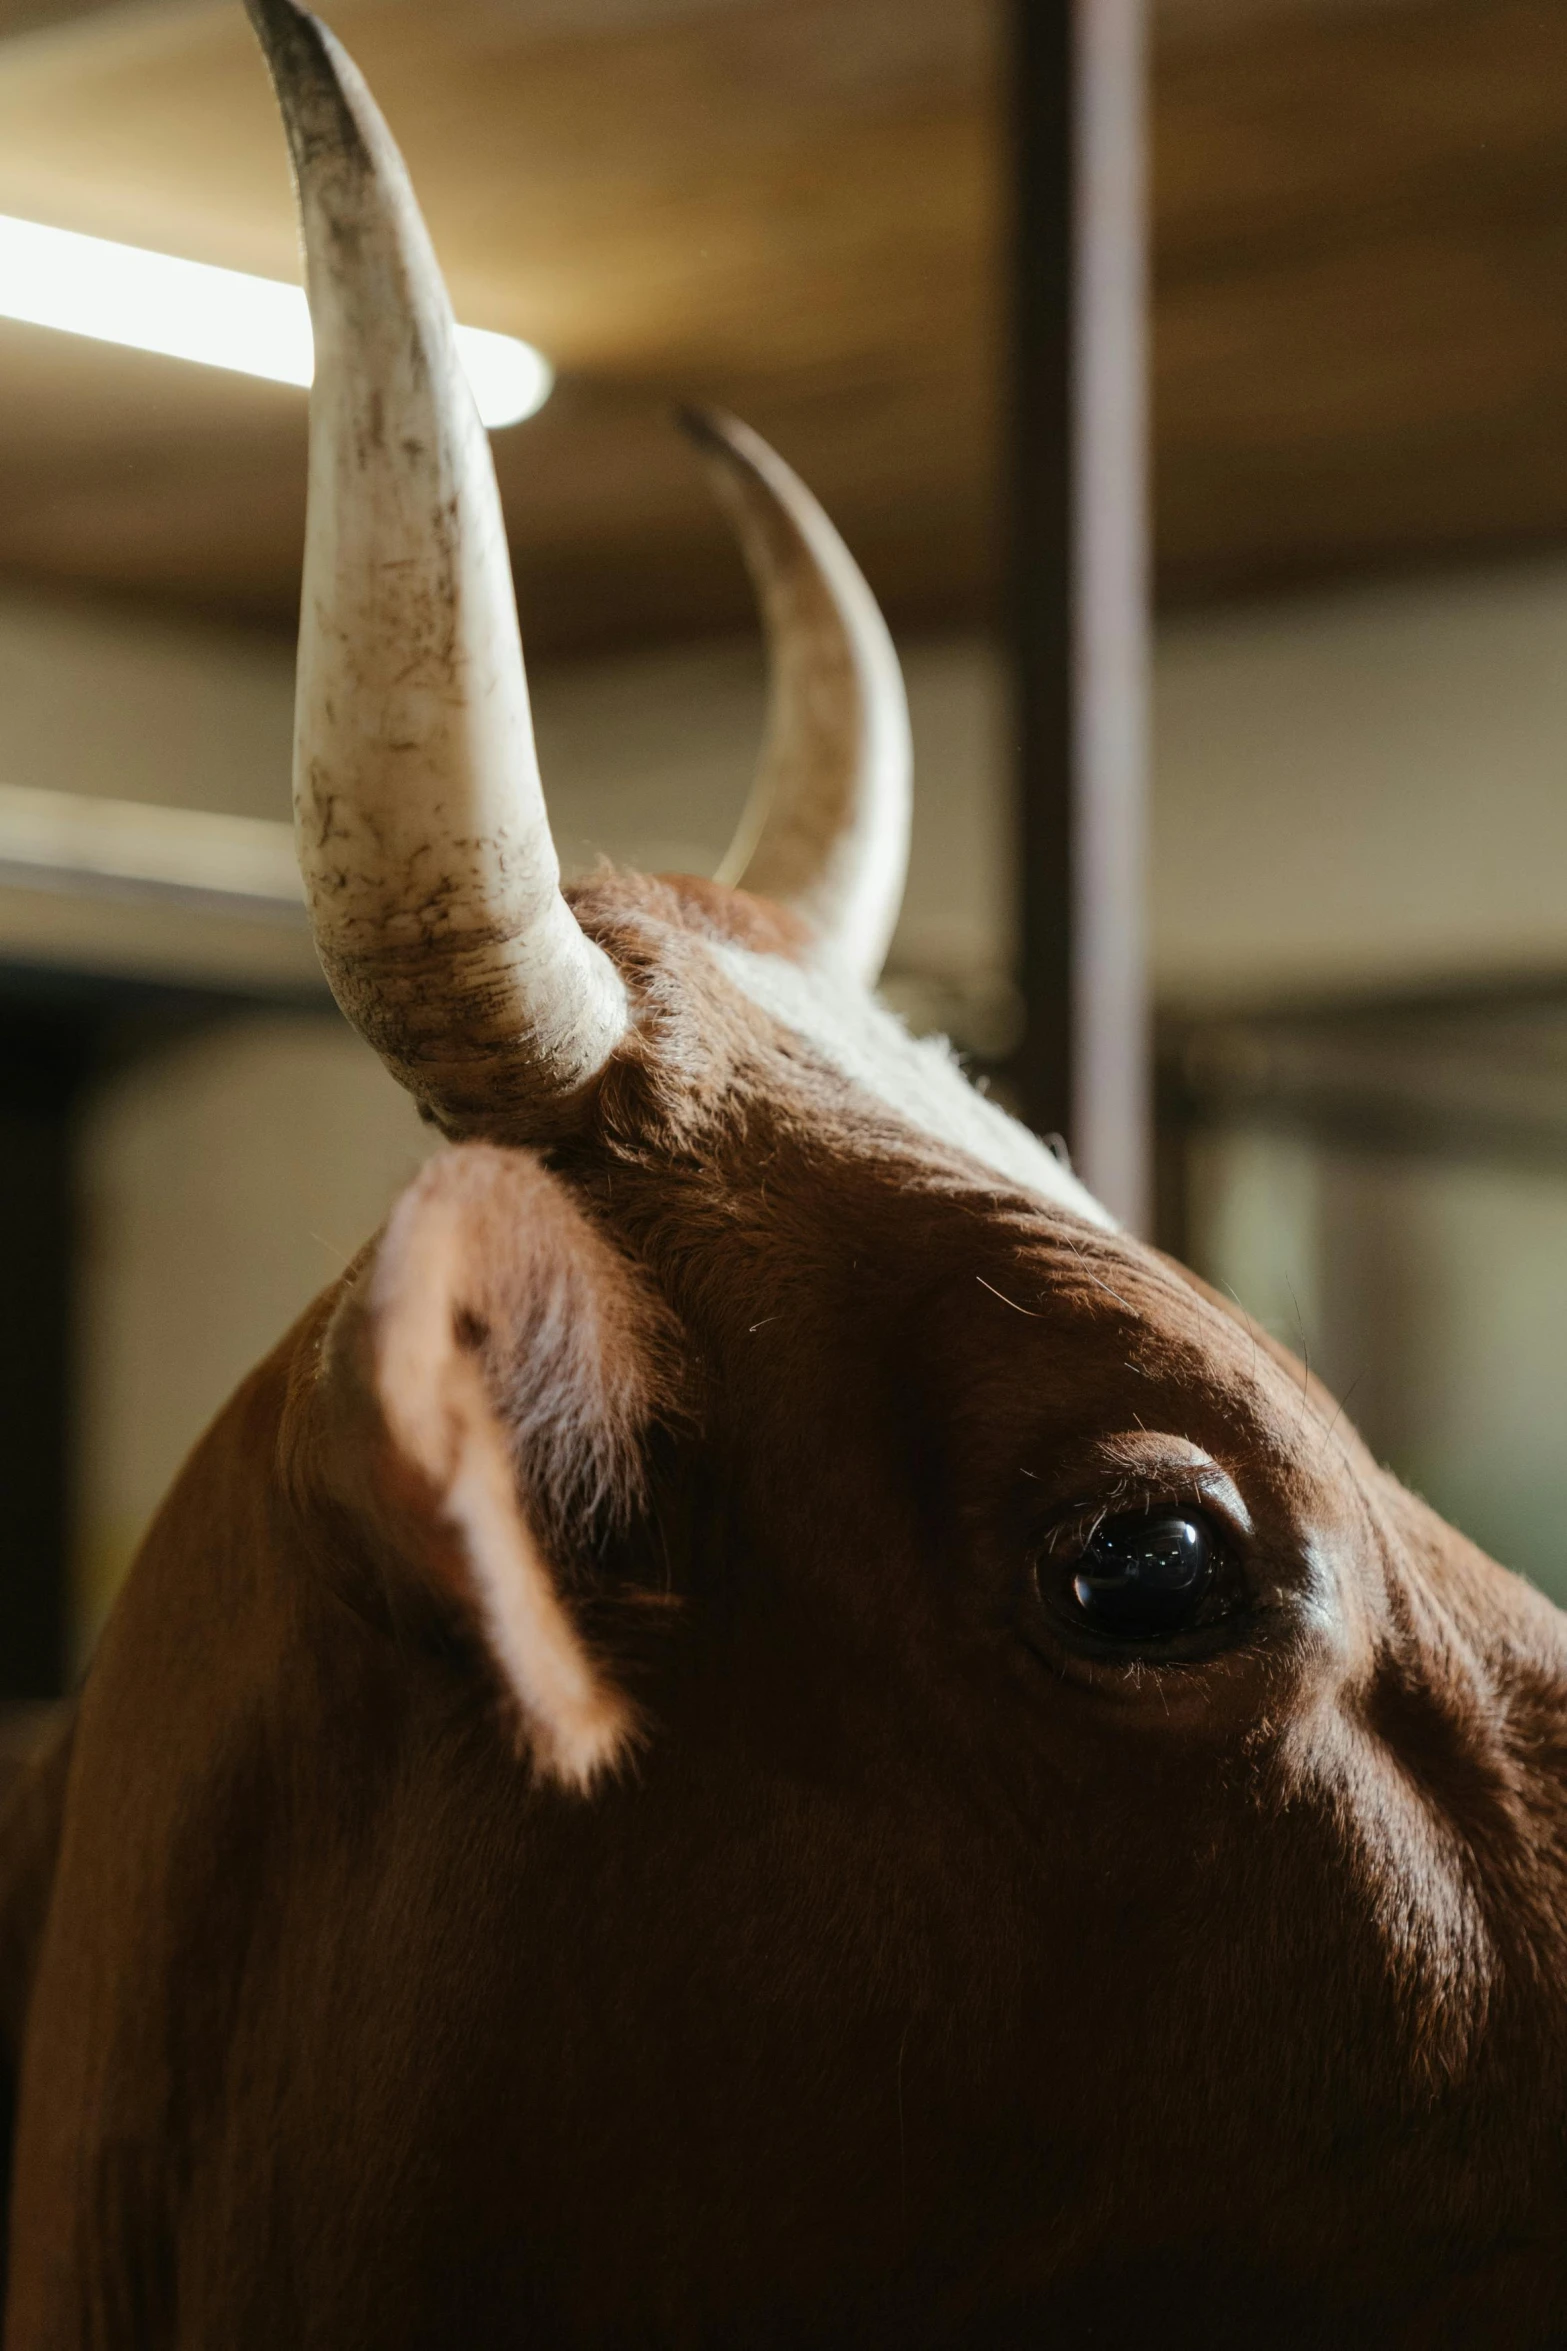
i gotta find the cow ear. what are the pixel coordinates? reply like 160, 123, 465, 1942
324, 1144, 673, 1791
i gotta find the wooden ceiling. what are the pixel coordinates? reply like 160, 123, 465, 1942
1158, 0, 1567, 606
0, 0, 1562, 657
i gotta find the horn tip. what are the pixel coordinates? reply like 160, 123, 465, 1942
675, 406, 788, 518
243, 0, 312, 58
672, 402, 726, 450
244, 0, 367, 170
673, 403, 756, 466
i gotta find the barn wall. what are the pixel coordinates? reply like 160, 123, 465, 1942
73, 1020, 434, 1653
1153, 559, 1567, 1004
0, 584, 295, 820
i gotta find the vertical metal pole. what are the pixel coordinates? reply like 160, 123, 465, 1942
1009, 0, 1151, 1233
0, 1009, 86, 1701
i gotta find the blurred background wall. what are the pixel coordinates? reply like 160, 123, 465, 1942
5, 0, 1567, 1664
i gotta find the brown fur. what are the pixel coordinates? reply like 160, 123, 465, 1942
7, 867, 1567, 2346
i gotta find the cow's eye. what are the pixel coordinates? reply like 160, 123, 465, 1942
1065, 1509, 1218, 1640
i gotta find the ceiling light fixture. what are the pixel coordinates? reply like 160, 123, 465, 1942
0, 213, 552, 429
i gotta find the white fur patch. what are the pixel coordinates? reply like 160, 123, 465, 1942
710, 941, 1115, 1230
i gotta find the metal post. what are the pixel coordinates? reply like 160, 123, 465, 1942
0, 1004, 89, 1700
1009, 0, 1151, 1233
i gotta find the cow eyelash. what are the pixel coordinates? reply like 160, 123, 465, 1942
1035, 1478, 1222, 1558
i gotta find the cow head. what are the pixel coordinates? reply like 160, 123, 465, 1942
10, 5, 1567, 2344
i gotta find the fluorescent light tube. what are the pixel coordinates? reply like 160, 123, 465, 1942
0, 213, 552, 429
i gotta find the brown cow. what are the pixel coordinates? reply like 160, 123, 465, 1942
6, 4, 1567, 2343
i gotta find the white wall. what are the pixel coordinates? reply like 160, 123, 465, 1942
1154, 560, 1567, 1004
0, 583, 296, 820
74, 1016, 434, 1651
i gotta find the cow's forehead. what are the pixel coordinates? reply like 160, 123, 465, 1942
608, 909, 1348, 1474
593, 886, 1369, 1505
704, 936, 1115, 1229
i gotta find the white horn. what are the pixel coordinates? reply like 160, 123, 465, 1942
247, 0, 627, 1136
681, 409, 912, 988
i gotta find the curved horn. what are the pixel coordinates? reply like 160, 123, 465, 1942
679, 409, 912, 988
247, 0, 627, 1136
